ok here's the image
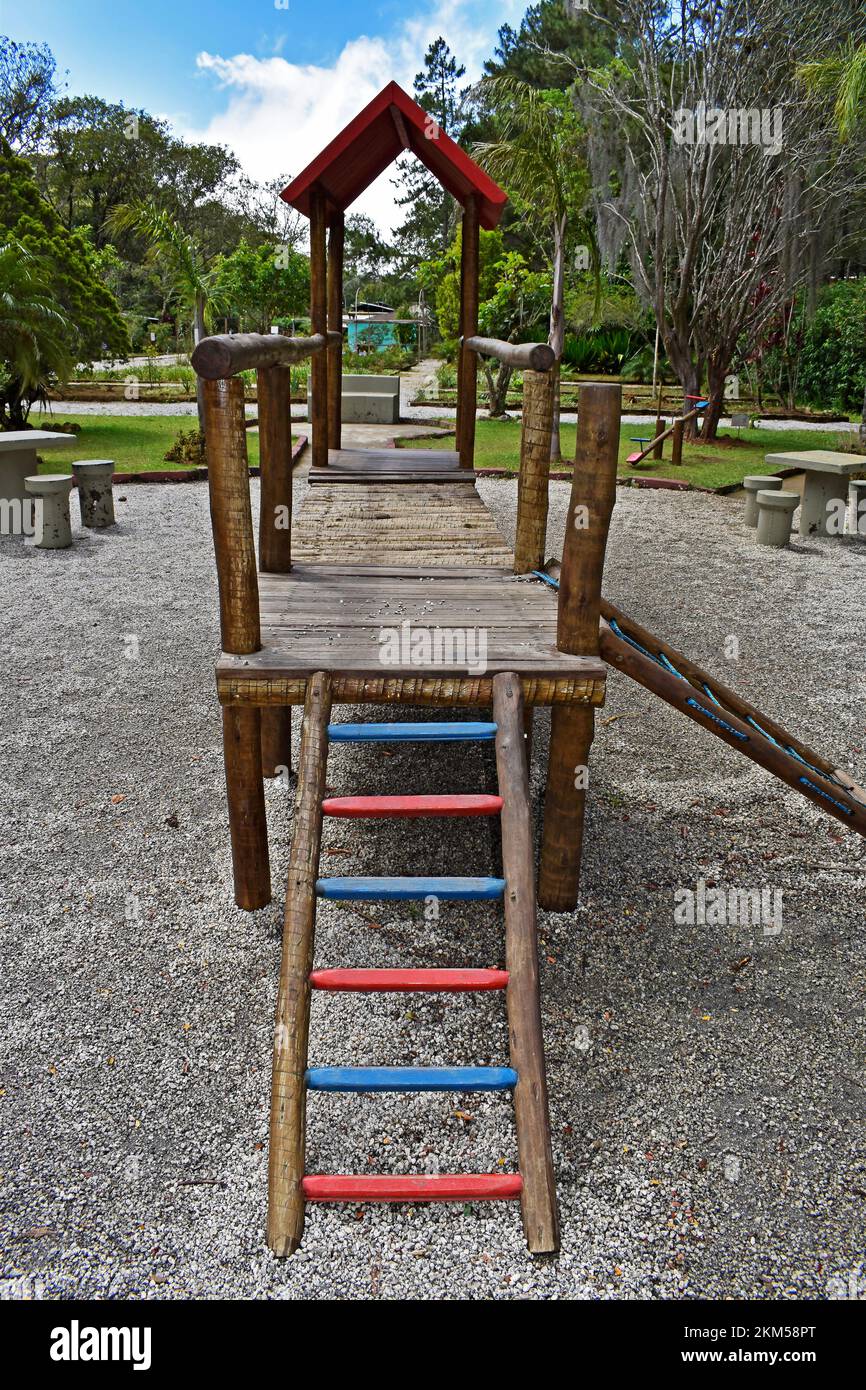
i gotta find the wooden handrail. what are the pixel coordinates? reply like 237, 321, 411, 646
462, 336, 556, 373
192, 331, 337, 380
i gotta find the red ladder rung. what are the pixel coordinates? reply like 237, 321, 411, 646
310, 968, 509, 992
302, 1174, 523, 1202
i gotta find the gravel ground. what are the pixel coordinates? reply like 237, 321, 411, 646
1, 477, 864, 1302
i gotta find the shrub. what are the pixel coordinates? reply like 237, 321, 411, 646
797, 280, 866, 413
164, 428, 206, 464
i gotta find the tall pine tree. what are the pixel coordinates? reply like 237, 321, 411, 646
392, 39, 465, 269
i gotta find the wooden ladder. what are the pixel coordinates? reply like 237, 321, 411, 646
267, 670, 560, 1256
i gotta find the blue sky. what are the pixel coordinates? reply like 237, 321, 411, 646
7, 0, 526, 230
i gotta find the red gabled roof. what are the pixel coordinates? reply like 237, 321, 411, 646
280, 81, 507, 231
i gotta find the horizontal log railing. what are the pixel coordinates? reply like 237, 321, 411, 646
462, 336, 556, 374
192, 331, 338, 381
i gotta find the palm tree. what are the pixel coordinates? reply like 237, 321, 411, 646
0, 239, 72, 427
798, 42, 866, 446
474, 77, 598, 460
798, 41, 866, 143
108, 203, 223, 433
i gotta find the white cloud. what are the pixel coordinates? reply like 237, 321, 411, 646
174, 1, 525, 238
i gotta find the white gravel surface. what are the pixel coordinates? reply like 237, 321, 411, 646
1, 476, 864, 1302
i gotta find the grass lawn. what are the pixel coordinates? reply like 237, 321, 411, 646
28, 413, 301, 473
397, 419, 857, 490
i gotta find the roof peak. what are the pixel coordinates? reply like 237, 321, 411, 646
281, 81, 507, 231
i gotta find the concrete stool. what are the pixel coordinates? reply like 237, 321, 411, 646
72, 458, 115, 527
24, 474, 73, 549
756, 489, 798, 548
743, 474, 783, 526
848, 478, 866, 537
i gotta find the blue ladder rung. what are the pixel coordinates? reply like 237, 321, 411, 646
316, 875, 506, 901
306, 1066, 518, 1092
328, 721, 497, 742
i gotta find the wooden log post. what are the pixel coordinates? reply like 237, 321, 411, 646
464, 338, 555, 372
458, 194, 479, 469
538, 382, 621, 912
671, 417, 684, 466
204, 375, 270, 909
309, 186, 329, 471
257, 365, 293, 573
193, 333, 326, 378
455, 220, 466, 451
653, 411, 665, 459
514, 367, 556, 575
493, 673, 560, 1254
257, 364, 294, 779
268, 672, 332, 1256
327, 212, 344, 452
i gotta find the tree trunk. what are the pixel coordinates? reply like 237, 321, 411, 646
860, 378, 866, 454
548, 215, 566, 463
700, 357, 733, 441
482, 361, 513, 417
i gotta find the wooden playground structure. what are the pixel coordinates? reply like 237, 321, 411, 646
191, 83, 866, 1259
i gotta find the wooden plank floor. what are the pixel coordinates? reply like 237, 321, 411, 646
217, 568, 606, 707
292, 481, 513, 567
309, 447, 469, 485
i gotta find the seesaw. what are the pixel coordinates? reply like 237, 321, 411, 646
626, 400, 708, 467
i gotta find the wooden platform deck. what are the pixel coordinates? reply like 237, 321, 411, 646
218, 566, 606, 707
309, 447, 468, 485
218, 448, 605, 709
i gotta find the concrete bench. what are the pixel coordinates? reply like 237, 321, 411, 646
307, 374, 400, 425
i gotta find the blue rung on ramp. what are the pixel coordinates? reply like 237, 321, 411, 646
306, 1066, 518, 1092
328, 721, 497, 742
316, 876, 506, 901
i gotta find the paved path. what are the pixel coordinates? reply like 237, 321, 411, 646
43, 356, 859, 437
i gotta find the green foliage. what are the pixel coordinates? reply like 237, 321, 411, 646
798, 41, 866, 142
420, 226, 548, 345
0, 237, 71, 393
796, 279, 866, 412
0, 37, 59, 154
619, 342, 676, 384
342, 345, 416, 374
35, 95, 242, 257
163, 427, 207, 464
215, 239, 309, 332
393, 38, 466, 268
564, 276, 644, 335
0, 147, 128, 422
562, 327, 637, 374
474, 83, 590, 236
484, 0, 618, 89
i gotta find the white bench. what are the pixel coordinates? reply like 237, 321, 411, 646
307, 374, 400, 425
